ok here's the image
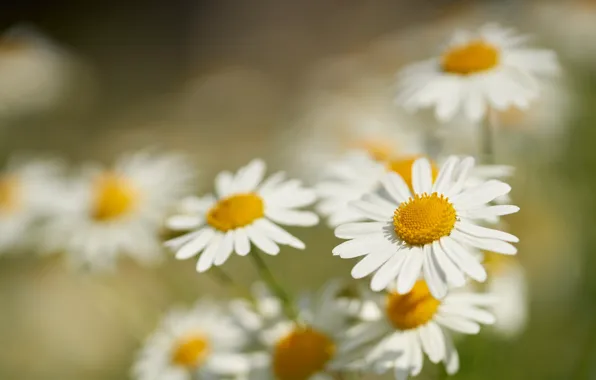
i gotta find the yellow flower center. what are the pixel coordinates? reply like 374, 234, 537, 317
386, 157, 439, 192
393, 192, 456, 246
91, 173, 139, 221
441, 40, 500, 75
272, 327, 336, 380
206, 193, 264, 232
483, 250, 516, 275
171, 334, 210, 368
0, 176, 19, 214
352, 139, 396, 162
386, 280, 441, 330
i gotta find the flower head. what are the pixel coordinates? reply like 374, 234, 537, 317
333, 156, 520, 299
395, 23, 559, 122
165, 159, 318, 272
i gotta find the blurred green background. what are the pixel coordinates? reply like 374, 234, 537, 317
0, 0, 594, 379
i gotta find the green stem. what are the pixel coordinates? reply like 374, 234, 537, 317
249, 249, 298, 321
574, 318, 596, 379
481, 110, 497, 165
208, 266, 243, 293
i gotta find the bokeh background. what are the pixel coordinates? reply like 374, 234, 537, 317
0, 0, 594, 379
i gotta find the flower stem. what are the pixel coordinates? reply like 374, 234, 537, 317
208, 266, 243, 293
481, 110, 498, 165
249, 249, 298, 321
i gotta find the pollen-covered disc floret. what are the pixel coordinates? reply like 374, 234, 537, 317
233, 280, 352, 380
342, 283, 496, 379
166, 159, 318, 272
441, 40, 499, 75
272, 327, 336, 380
206, 193, 264, 232
132, 301, 248, 380
396, 23, 559, 122
385, 281, 440, 330
393, 193, 456, 246
91, 172, 139, 221
333, 156, 520, 300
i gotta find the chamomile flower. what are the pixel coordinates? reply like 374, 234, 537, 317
165, 159, 318, 272
42, 151, 195, 270
0, 157, 63, 252
395, 23, 559, 123
343, 281, 495, 380
333, 156, 520, 299
132, 300, 249, 380
242, 281, 355, 380
482, 252, 528, 338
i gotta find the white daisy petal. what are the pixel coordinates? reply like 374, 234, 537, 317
440, 305, 496, 325
440, 237, 487, 282
431, 241, 466, 287
174, 228, 216, 260
265, 208, 319, 226
443, 333, 460, 375
397, 248, 424, 294
412, 157, 433, 194
246, 225, 280, 255
432, 156, 458, 194
233, 227, 251, 256
254, 219, 305, 249
451, 180, 511, 209
196, 232, 222, 272
214, 230, 235, 266
435, 314, 480, 334
234, 159, 266, 192
166, 215, 203, 230
462, 204, 520, 219
351, 250, 394, 279
409, 332, 424, 376
332, 235, 388, 258
370, 251, 407, 291
382, 172, 412, 204
215, 171, 234, 198
452, 230, 517, 255
423, 245, 448, 299
419, 322, 446, 364
350, 200, 393, 222
334, 222, 388, 239
455, 221, 519, 243
258, 171, 286, 193
446, 156, 475, 197
164, 230, 202, 251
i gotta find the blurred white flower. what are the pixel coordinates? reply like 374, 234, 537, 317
0, 156, 64, 252
395, 23, 559, 123
343, 280, 495, 380
41, 151, 195, 270
0, 25, 86, 118
241, 281, 356, 380
132, 300, 249, 380
483, 253, 528, 338
165, 159, 318, 272
333, 156, 519, 299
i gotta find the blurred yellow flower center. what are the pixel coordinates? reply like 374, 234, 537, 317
394, 193, 456, 246
483, 250, 515, 275
92, 173, 139, 221
353, 139, 396, 162
386, 280, 441, 330
206, 193, 264, 232
171, 334, 210, 368
0, 176, 19, 214
273, 327, 336, 380
386, 157, 439, 191
441, 40, 499, 75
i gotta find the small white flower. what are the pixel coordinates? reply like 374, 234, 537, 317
241, 281, 356, 380
132, 300, 249, 380
42, 151, 195, 270
483, 253, 528, 338
343, 281, 495, 380
395, 23, 559, 123
333, 156, 520, 299
165, 159, 318, 272
0, 157, 63, 252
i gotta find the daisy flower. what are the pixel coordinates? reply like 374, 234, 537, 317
395, 23, 559, 123
42, 151, 195, 270
0, 157, 63, 252
165, 159, 318, 272
333, 155, 520, 299
343, 280, 495, 380
132, 300, 249, 380
240, 281, 356, 380
482, 252, 528, 338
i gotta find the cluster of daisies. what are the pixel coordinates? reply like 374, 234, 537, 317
0, 23, 557, 379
